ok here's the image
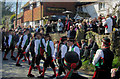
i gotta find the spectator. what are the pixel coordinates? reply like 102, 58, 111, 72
103, 14, 113, 35
92, 19, 98, 33
82, 19, 87, 33
57, 19, 64, 33
87, 20, 93, 31
118, 18, 120, 28
83, 38, 98, 63
75, 23, 85, 44
51, 21, 57, 32
45, 21, 52, 33
65, 17, 70, 31
80, 39, 87, 58
112, 16, 117, 28
97, 16, 105, 34
35, 25, 39, 32
67, 26, 76, 39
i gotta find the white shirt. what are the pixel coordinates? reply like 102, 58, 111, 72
61, 44, 67, 58
8, 35, 12, 47
21, 35, 28, 48
40, 38, 47, 52
54, 44, 58, 59
104, 17, 113, 33
16, 36, 22, 46
57, 22, 64, 31
25, 42, 31, 53
46, 40, 55, 58
92, 49, 104, 65
69, 45, 80, 59
35, 39, 40, 56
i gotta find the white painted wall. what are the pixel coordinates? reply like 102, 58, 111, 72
82, 1, 118, 18
82, 3, 98, 19
40, 20, 44, 26
0, 2, 2, 25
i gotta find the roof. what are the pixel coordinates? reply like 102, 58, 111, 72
77, 11, 90, 17
22, 2, 30, 9
76, 2, 95, 6
78, 0, 98, 2
17, 12, 23, 19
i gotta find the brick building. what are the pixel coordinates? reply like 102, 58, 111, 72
15, 0, 96, 28
14, 12, 24, 27
21, 1, 77, 27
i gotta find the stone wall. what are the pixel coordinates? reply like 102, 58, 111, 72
86, 31, 120, 56
50, 32, 67, 42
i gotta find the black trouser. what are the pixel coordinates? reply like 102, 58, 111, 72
19, 46, 27, 59
43, 56, 55, 68
58, 58, 66, 75
5, 45, 15, 55
31, 54, 45, 67
92, 68, 111, 79
83, 49, 90, 59
2, 43, 6, 52
57, 73, 88, 79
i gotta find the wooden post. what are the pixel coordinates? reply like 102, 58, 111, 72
15, 0, 18, 28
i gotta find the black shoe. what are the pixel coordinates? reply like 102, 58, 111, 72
50, 74, 56, 78
24, 59, 27, 61
11, 56, 15, 59
16, 64, 22, 67
37, 75, 44, 78
22, 59, 27, 62
13, 58, 16, 61
28, 62, 31, 65
39, 70, 43, 74
3, 58, 8, 60
11, 56, 16, 61
33, 67, 37, 70
27, 74, 35, 77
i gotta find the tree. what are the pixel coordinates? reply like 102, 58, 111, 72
10, 14, 15, 23
105, 1, 120, 18
2, 1, 15, 17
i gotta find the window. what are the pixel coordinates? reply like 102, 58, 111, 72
33, 3, 37, 8
99, 2, 105, 10
30, 5, 33, 10
77, 6, 83, 12
25, 6, 30, 11
36, 2, 40, 7
35, 20, 40, 25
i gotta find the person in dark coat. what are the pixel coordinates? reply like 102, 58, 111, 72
83, 38, 98, 63
92, 37, 114, 79
67, 26, 76, 39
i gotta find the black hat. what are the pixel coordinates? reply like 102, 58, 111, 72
81, 39, 85, 42
62, 51, 82, 78
61, 36, 67, 42
9, 29, 13, 32
19, 32, 23, 35
62, 51, 80, 70
45, 34, 50, 37
25, 28, 29, 31
68, 37, 75, 42
102, 37, 111, 46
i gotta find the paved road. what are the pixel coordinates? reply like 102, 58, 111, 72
1, 50, 92, 79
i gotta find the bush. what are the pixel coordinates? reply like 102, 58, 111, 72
10, 14, 15, 23
81, 59, 94, 72
112, 56, 120, 68
80, 56, 120, 72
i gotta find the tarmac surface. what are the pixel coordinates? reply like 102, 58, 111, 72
1, 49, 92, 79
